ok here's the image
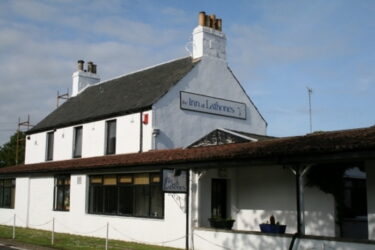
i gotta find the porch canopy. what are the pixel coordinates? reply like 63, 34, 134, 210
1, 125, 375, 176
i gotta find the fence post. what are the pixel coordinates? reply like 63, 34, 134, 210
51, 217, 55, 245
12, 214, 16, 239
105, 222, 109, 250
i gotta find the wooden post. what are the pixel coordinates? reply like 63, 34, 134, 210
105, 222, 109, 250
12, 214, 16, 239
51, 217, 55, 245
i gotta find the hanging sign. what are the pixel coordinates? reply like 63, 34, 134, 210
162, 169, 187, 193
180, 91, 246, 120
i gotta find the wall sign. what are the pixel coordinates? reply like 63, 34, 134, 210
180, 91, 246, 120
162, 169, 187, 193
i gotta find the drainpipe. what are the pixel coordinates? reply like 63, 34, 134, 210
139, 112, 143, 153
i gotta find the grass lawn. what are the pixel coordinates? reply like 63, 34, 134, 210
0, 225, 180, 250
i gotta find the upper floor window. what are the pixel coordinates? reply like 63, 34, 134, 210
105, 120, 116, 155
73, 126, 83, 158
0, 179, 15, 209
53, 175, 70, 211
46, 131, 54, 161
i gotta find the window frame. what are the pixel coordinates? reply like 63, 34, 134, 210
105, 120, 116, 155
88, 172, 164, 219
53, 175, 70, 212
46, 131, 54, 161
72, 126, 83, 158
0, 178, 16, 209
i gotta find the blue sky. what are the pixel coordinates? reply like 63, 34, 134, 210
0, 0, 374, 145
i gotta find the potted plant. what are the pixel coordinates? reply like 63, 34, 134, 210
259, 215, 286, 234
208, 217, 235, 230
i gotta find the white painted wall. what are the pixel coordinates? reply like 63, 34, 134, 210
197, 166, 335, 237
25, 132, 47, 164
234, 166, 335, 236
25, 111, 152, 164
54, 127, 74, 161
193, 228, 375, 250
3, 174, 188, 249
153, 56, 267, 150
366, 160, 375, 240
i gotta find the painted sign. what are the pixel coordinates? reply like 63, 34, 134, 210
162, 169, 187, 193
180, 91, 246, 119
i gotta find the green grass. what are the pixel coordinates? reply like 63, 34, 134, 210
0, 225, 180, 250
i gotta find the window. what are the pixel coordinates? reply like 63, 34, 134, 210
73, 126, 83, 158
0, 179, 15, 209
54, 176, 70, 211
105, 120, 116, 155
46, 131, 54, 161
88, 173, 164, 218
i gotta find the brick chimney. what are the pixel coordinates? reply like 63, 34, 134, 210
72, 60, 100, 97
192, 12, 226, 60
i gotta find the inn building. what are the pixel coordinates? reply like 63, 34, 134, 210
0, 12, 374, 250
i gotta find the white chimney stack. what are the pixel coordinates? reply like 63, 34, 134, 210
72, 60, 100, 97
192, 11, 226, 60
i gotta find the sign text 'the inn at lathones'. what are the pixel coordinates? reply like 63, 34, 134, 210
180, 91, 246, 119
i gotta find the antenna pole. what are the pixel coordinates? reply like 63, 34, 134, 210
307, 87, 313, 133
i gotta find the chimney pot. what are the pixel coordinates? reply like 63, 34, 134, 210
77, 60, 84, 71
209, 14, 216, 29
87, 61, 93, 73
217, 19, 222, 31
198, 11, 206, 26
92, 64, 97, 74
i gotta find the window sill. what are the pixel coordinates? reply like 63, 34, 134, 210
87, 212, 164, 220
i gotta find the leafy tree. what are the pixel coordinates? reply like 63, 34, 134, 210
0, 131, 25, 167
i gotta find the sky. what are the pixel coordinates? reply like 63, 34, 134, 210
0, 0, 374, 146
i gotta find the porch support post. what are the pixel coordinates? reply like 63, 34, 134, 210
295, 165, 305, 235
186, 169, 190, 250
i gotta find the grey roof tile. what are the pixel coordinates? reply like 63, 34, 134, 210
28, 57, 199, 134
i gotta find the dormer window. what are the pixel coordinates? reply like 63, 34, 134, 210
46, 131, 54, 161
105, 120, 116, 155
73, 126, 83, 158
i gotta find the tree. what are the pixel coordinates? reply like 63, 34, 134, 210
0, 131, 25, 167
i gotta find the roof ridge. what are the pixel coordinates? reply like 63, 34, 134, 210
94, 56, 193, 87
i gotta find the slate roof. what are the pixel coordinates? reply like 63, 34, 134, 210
2, 125, 375, 175
28, 57, 199, 134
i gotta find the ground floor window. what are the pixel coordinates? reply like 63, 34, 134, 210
0, 179, 15, 209
88, 172, 163, 218
54, 175, 70, 211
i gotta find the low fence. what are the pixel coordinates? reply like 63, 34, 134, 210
0, 214, 185, 249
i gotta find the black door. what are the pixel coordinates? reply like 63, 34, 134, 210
211, 179, 227, 218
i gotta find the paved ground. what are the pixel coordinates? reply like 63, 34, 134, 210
0, 239, 55, 250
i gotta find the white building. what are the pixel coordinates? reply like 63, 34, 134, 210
1, 12, 375, 250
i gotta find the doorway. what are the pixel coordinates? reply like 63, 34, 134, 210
211, 179, 227, 218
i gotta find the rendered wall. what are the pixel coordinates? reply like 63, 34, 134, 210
153, 56, 267, 150
197, 166, 335, 237
366, 160, 375, 240
3, 174, 188, 249
25, 111, 152, 164
235, 166, 335, 236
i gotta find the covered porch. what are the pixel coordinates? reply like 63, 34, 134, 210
187, 127, 375, 249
